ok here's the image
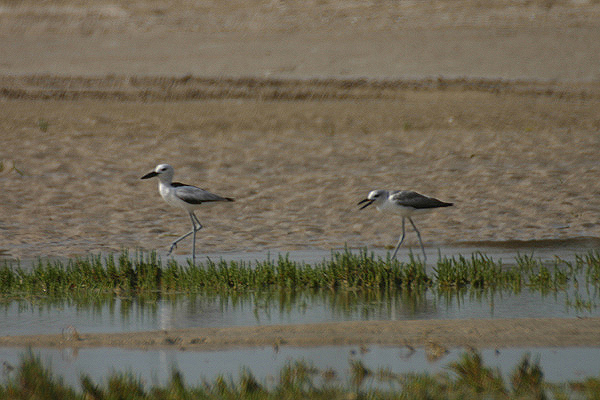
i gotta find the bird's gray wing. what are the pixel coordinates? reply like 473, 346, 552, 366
389, 190, 451, 209
172, 182, 234, 204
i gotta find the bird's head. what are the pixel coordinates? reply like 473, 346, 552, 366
141, 164, 174, 182
358, 189, 388, 210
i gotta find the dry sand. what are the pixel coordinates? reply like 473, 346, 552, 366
1, 0, 600, 349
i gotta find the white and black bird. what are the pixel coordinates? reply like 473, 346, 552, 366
358, 189, 452, 261
141, 164, 234, 264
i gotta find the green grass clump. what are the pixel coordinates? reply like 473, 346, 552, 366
1, 249, 599, 300
0, 349, 596, 399
517, 254, 571, 292
434, 253, 508, 289
448, 350, 506, 394
0, 249, 430, 296
1, 350, 77, 399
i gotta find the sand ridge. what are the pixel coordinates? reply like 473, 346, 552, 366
2, 318, 600, 350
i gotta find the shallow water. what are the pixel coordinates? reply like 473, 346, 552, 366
2, 244, 600, 385
1, 280, 598, 337
2, 244, 600, 336
191, 239, 600, 266
1, 345, 599, 387
5, 238, 600, 270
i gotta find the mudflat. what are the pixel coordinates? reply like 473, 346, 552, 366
1, 83, 599, 259
2, 318, 600, 351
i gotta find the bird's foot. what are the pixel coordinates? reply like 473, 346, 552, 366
167, 243, 177, 256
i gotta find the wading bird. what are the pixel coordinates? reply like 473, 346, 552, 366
141, 164, 234, 264
358, 189, 452, 261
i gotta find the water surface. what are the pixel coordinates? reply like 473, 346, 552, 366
2, 244, 599, 337
1, 345, 598, 388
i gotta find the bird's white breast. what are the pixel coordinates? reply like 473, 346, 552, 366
159, 183, 190, 211
377, 199, 418, 217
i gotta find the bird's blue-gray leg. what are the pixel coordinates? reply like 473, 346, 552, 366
191, 213, 203, 231
167, 212, 203, 264
189, 212, 203, 265
408, 217, 427, 262
392, 217, 407, 259
168, 230, 193, 256
190, 213, 196, 265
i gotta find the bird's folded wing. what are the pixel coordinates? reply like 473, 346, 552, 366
389, 190, 448, 209
174, 185, 231, 204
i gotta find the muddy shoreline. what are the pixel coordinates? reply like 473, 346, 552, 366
2, 318, 599, 351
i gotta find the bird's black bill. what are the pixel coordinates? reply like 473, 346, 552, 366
141, 171, 158, 179
358, 198, 374, 210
